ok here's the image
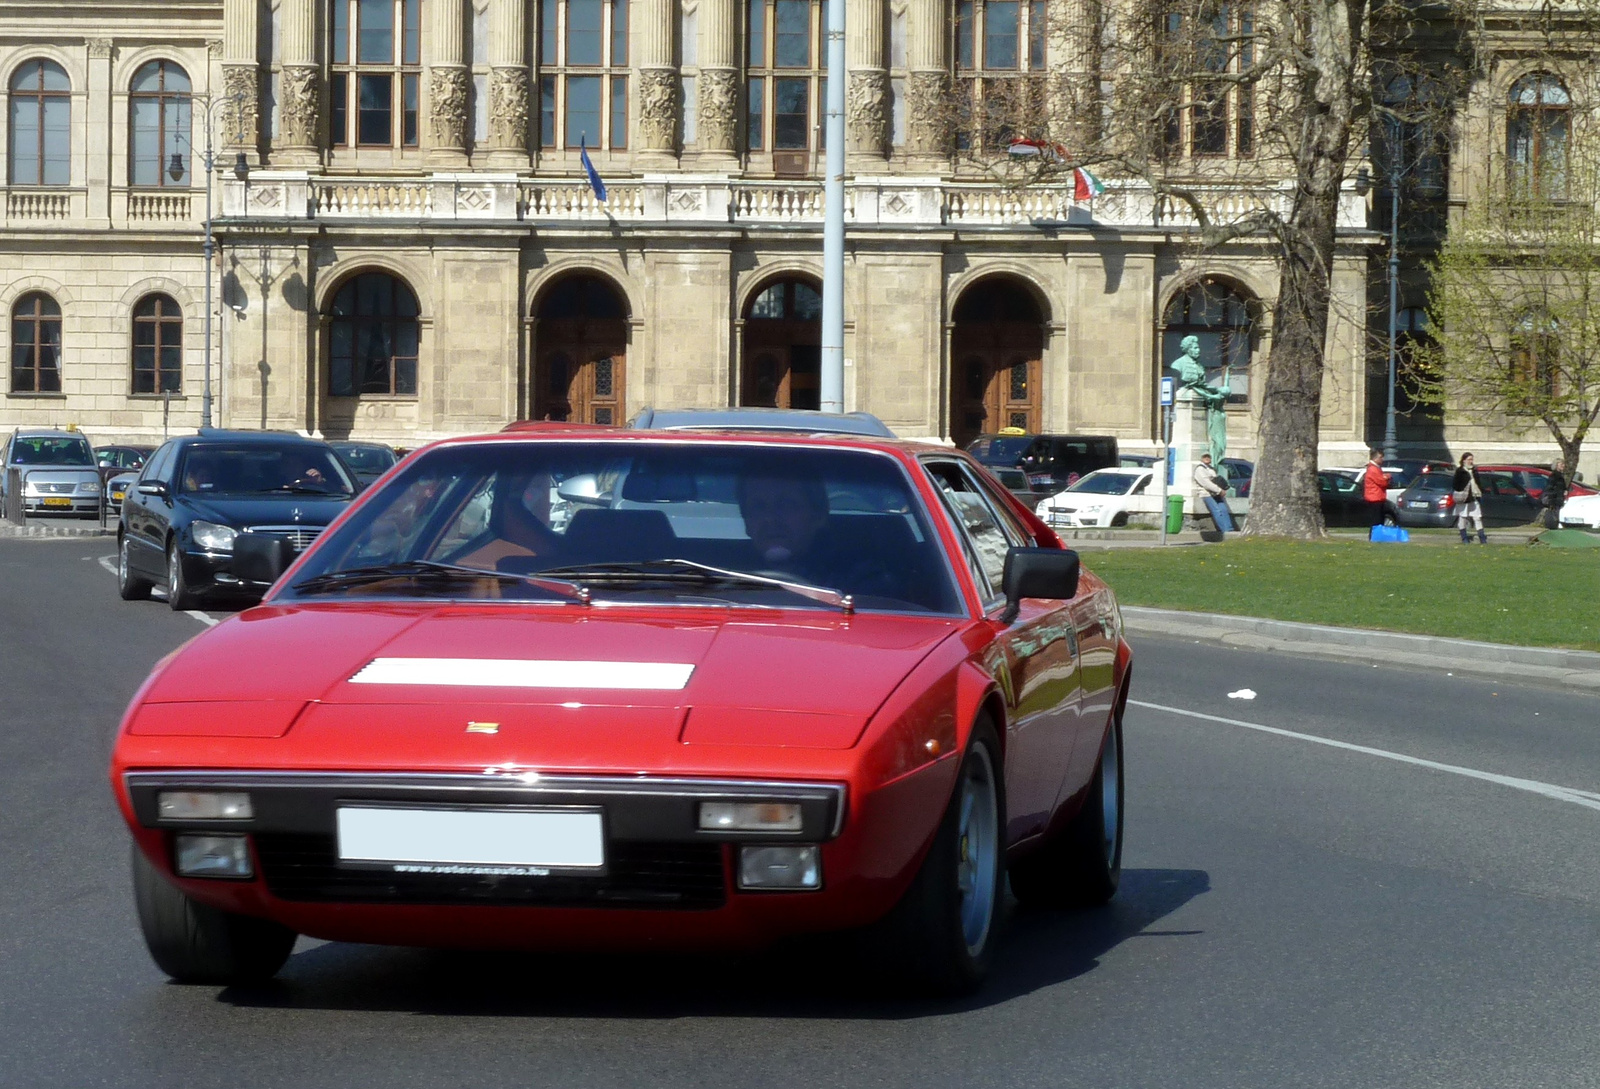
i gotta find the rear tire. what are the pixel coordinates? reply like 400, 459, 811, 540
117, 535, 152, 601
875, 720, 1006, 996
131, 845, 296, 985
166, 540, 198, 611
1010, 709, 1124, 908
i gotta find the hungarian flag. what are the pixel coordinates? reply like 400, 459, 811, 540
1074, 167, 1105, 201
1007, 137, 1067, 161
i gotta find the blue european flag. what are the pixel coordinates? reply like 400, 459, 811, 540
579, 136, 607, 204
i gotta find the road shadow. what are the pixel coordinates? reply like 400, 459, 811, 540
215, 868, 1208, 1019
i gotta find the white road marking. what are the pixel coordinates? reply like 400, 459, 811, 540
98, 553, 218, 627
1130, 698, 1600, 814
350, 657, 696, 690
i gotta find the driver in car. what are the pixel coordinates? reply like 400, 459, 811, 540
737, 471, 831, 572
456, 469, 560, 569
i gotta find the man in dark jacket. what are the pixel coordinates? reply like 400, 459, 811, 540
1543, 463, 1568, 530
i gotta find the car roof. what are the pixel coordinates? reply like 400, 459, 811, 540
628, 407, 896, 437
411, 427, 952, 463
13, 428, 89, 439
173, 429, 330, 447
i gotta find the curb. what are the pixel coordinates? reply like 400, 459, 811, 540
1120, 605, 1600, 692
0, 523, 115, 538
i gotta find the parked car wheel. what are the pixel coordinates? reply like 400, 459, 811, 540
1011, 706, 1124, 908
875, 720, 1006, 995
131, 845, 297, 984
166, 540, 198, 611
117, 535, 152, 601
1382, 506, 1399, 527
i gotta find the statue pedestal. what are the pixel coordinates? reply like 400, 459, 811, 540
1173, 393, 1210, 515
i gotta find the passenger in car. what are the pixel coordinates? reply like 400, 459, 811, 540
457, 470, 561, 568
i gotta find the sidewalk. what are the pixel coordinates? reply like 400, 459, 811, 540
0, 519, 114, 538
1121, 605, 1600, 692
1059, 526, 1548, 548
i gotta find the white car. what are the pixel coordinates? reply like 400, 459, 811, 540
1035, 467, 1156, 528
1558, 492, 1600, 529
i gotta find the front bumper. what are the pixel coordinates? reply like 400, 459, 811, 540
23, 495, 100, 514
119, 768, 944, 949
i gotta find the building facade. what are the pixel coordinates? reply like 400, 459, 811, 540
1, 0, 1387, 468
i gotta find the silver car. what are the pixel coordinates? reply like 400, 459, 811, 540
1, 428, 103, 516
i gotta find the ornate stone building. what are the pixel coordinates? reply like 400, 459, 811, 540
0, 0, 1388, 465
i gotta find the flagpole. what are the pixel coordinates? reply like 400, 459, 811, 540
819, 0, 846, 414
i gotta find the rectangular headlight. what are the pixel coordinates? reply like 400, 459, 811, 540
174, 834, 253, 878
698, 801, 803, 833
158, 791, 254, 820
738, 845, 821, 889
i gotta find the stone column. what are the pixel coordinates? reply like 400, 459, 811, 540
847, 0, 888, 164
905, 0, 947, 162
274, 0, 320, 165
485, 0, 531, 167
696, 0, 739, 163
636, 0, 680, 163
86, 39, 112, 223
427, 0, 470, 166
222, 0, 262, 165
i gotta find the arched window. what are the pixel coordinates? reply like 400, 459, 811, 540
535, 274, 628, 424
742, 278, 822, 409
1508, 73, 1569, 200
330, 0, 422, 149
1511, 310, 1559, 407
949, 276, 1045, 446
327, 273, 421, 396
1163, 279, 1255, 402
132, 294, 183, 395
537, 0, 629, 151
129, 61, 191, 187
9, 60, 70, 186
11, 293, 62, 393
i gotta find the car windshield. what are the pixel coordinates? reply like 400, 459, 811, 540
968, 437, 1033, 466
1408, 474, 1453, 493
176, 444, 356, 496
1065, 472, 1139, 496
333, 443, 397, 474
283, 441, 963, 614
11, 436, 94, 466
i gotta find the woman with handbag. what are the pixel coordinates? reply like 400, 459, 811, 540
1452, 452, 1486, 544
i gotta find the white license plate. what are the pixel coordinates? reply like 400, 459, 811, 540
337, 806, 604, 871
1408, 501, 1429, 508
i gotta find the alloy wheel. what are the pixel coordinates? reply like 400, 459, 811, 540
956, 744, 1000, 957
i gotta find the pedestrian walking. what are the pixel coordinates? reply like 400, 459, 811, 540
1194, 453, 1235, 533
1452, 452, 1487, 543
1542, 461, 1568, 530
1361, 449, 1392, 533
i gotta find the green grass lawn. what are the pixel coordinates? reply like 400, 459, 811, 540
1080, 538, 1600, 651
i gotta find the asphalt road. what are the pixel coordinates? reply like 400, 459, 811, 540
4, 537, 1599, 1089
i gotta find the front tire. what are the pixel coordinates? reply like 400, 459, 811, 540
1010, 708, 1124, 908
876, 720, 1006, 995
166, 540, 198, 611
117, 535, 152, 601
131, 845, 296, 984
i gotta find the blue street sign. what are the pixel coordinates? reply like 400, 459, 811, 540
1159, 376, 1175, 407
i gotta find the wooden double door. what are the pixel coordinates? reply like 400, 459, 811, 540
742, 341, 821, 410
951, 323, 1044, 448
535, 318, 626, 425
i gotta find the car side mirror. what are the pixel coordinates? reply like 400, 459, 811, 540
98, 460, 112, 468
137, 481, 169, 498
1000, 547, 1081, 624
233, 533, 297, 586
557, 473, 608, 507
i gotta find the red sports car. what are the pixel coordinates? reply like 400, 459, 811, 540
112, 429, 1132, 994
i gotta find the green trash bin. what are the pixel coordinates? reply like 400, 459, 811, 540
1166, 495, 1186, 534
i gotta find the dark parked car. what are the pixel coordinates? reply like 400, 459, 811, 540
1318, 470, 1371, 527
329, 441, 400, 487
1394, 470, 1543, 529
116, 431, 359, 610
967, 433, 1119, 494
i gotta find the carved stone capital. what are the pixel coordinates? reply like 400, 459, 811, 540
85, 38, 113, 59
207, 38, 225, 58
847, 69, 889, 157
637, 67, 680, 152
697, 69, 739, 153
487, 67, 530, 151
221, 65, 260, 151
429, 66, 471, 151
277, 65, 320, 150
906, 69, 950, 156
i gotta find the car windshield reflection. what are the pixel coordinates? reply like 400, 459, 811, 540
177, 444, 356, 497
285, 441, 963, 614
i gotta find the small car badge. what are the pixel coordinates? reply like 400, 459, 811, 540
465, 721, 500, 735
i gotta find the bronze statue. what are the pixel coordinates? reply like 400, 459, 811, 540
1169, 334, 1230, 467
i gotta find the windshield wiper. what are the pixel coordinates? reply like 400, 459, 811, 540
292, 560, 591, 603
273, 483, 344, 495
537, 559, 853, 613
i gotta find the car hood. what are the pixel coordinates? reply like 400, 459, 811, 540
180, 493, 354, 526
15, 465, 99, 481
132, 604, 962, 757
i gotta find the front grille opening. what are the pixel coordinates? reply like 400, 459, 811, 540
254, 835, 727, 910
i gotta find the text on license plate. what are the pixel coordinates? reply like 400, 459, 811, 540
336, 806, 604, 870
42, 497, 73, 508
1407, 501, 1430, 508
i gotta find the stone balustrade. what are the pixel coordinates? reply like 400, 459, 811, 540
218, 173, 1372, 232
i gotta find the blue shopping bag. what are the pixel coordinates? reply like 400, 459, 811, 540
1368, 525, 1409, 543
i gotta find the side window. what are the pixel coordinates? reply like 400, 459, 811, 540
141, 442, 175, 484
924, 460, 1022, 600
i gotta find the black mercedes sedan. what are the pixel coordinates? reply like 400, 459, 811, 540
116, 431, 358, 610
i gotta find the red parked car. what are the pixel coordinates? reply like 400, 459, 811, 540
1474, 464, 1595, 502
112, 427, 1131, 994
